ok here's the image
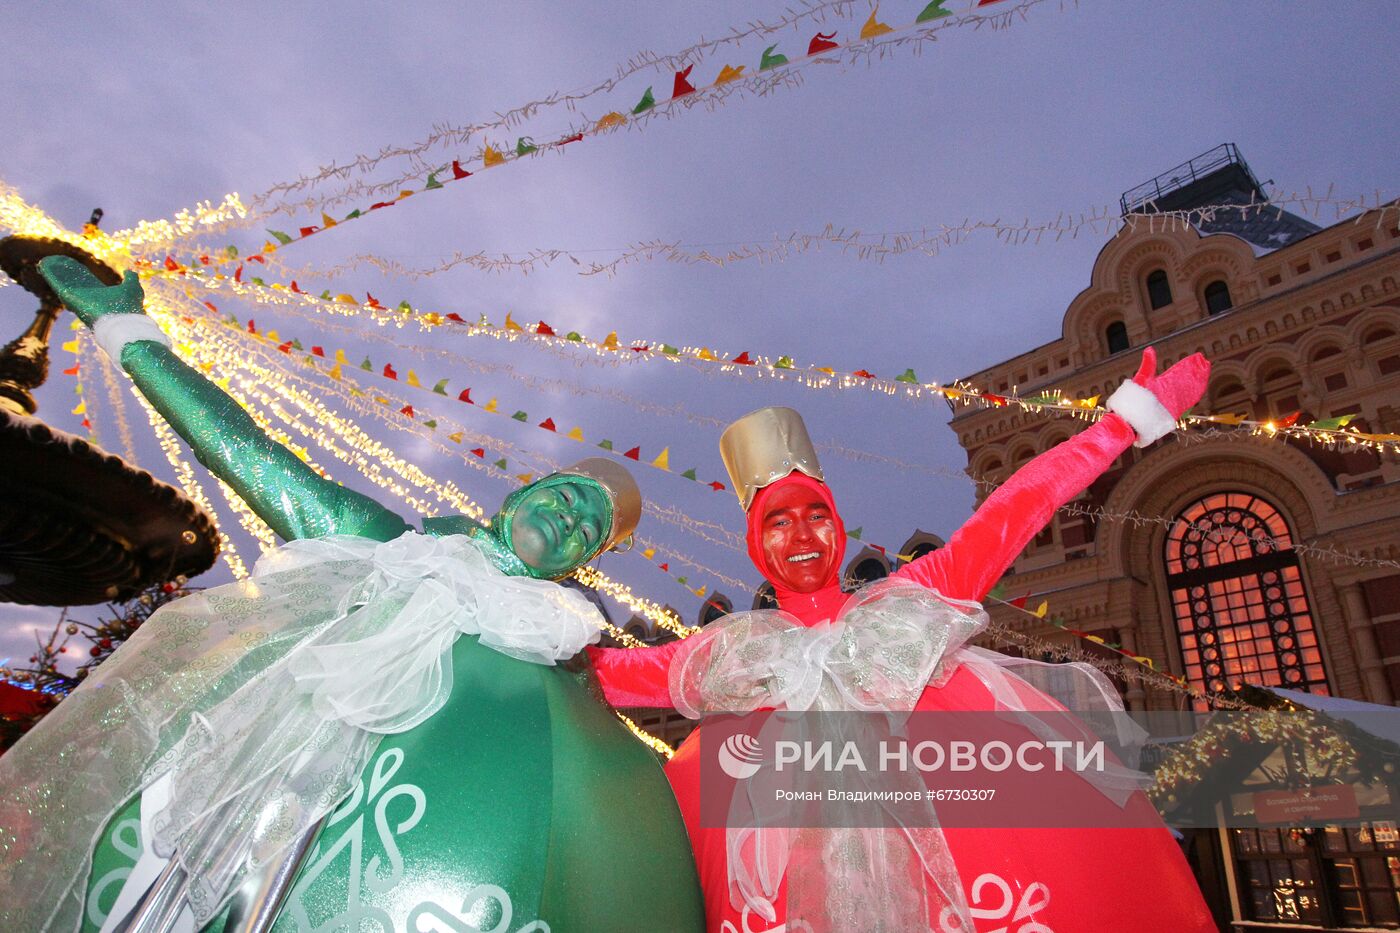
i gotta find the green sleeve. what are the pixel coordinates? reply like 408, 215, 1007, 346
119, 340, 411, 543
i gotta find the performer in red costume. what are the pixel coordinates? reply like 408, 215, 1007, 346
588, 348, 1216, 932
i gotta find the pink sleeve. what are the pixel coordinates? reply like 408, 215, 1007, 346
894, 413, 1136, 602
585, 639, 683, 708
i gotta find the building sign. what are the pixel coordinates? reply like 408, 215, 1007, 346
1253, 785, 1359, 824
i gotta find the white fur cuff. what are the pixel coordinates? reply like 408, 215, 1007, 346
92, 313, 171, 361
1106, 379, 1176, 448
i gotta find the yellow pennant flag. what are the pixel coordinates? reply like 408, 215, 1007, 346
651, 447, 670, 471
69, 319, 82, 330
406, 370, 421, 388
320, 212, 338, 229
504, 313, 523, 332
483, 145, 505, 167
265, 330, 279, 343
697, 348, 717, 361
1210, 413, 1248, 425
374, 395, 390, 406
397, 190, 414, 200
1033, 600, 1048, 618
335, 348, 349, 364
595, 112, 626, 130
262, 241, 276, 254
71, 401, 86, 415
692, 586, 706, 597
859, 7, 893, 38
335, 294, 357, 304
516, 473, 534, 484
642, 548, 656, 560
1131, 655, 1156, 671
484, 398, 498, 413
447, 432, 464, 443
566, 426, 584, 442
1085, 634, 1105, 645
61, 339, 80, 353
1079, 395, 1100, 408
292, 446, 311, 463
715, 64, 746, 84
214, 376, 232, 390
602, 332, 619, 350
816, 366, 835, 375
329, 364, 343, 381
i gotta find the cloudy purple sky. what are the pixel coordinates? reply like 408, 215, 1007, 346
2, 1, 1396, 665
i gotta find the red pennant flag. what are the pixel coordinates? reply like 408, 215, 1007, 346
870, 544, 886, 555
708, 481, 726, 491
672, 64, 696, 98
445, 313, 466, 323
366, 293, 382, 309
853, 369, 876, 379
81, 418, 91, 429
199, 255, 210, 265
983, 393, 1008, 407
203, 301, 218, 312
1010, 595, 1030, 609
247, 319, 257, 333
808, 31, 839, 54
298, 226, 319, 238
623, 447, 641, 460
539, 418, 557, 431
558, 132, 583, 145
370, 201, 396, 210
234, 265, 243, 282
164, 255, 180, 271
278, 341, 293, 353
732, 352, 754, 365
536, 321, 555, 336
311, 346, 325, 357
383, 363, 398, 380
631, 345, 650, 353
470, 448, 486, 458
1277, 411, 1301, 429
458, 388, 473, 404
451, 160, 471, 180
399, 405, 415, 417
659, 563, 670, 572
63, 364, 80, 376
248, 254, 266, 265
290, 280, 302, 293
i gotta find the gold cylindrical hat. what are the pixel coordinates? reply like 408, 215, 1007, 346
719, 407, 824, 511
558, 457, 641, 551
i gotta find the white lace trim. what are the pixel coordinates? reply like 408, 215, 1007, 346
92, 313, 172, 360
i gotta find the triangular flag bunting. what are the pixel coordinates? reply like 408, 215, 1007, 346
598, 439, 614, 450
760, 44, 788, 70
808, 31, 839, 54
267, 229, 292, 245
432, 379, 448, 395
681, 468, 697, 481
672, 65, 695, 98
406, 370, 421, 387
651, 447, 670, 470
859, 8, 894, 39
539, 417, 557, 431
483, 145, 505, 167
916, 0, 953, 21
623, 447, 641, 460
715, 64, 746, 84
566, 427, 584, 441
632, 86, 656, 114
484, 398, 498, 412
511, 410, 528, 422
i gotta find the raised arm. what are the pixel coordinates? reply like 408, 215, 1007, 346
585, 640, 682, 708
897, 348, 1209, 602
41, 259, 410, 543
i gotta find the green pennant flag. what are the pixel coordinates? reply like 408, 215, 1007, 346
775, 356, 795, 369
597, 439, 614, 451
397, 301, 413, 314
895, 368, 918, 384
565, 332, 584, 342
847, 526, 863, 540
266, 229, 293, 245
250, 277, 266, 286
431, 379, 449, 395
760, 44, 788, 70
1306, 414, 1358, 430
986, 582, 1008, 601
676, 576, 688, 585
423, 419, 437, 429
493, 458, 508, 469
632, 86, 656, 114
360, 357, 373, 371
681, 468, 698, 480
511, 411, 528, 422
224, 245, 239, 258
343, 209, 361, 220
515, 137, 537, 156
319, 290, 333, 300
916, 0, 953, 22
1021, 394, 1060, 406
424, 171, 444, 190
290, 339, 303, 350
660, 344, 680, 355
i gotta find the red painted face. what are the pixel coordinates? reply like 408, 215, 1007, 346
757, 481, 842, 594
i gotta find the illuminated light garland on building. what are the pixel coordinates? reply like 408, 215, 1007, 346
572, 565, 698, 639
615, 712, 676, 759
106, 194, 247, 253
161, 269, 1400, 457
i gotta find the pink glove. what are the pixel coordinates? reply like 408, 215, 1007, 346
1108, 347, 1211, 446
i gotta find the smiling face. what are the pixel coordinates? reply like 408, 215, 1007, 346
758, 481, 842, 594
508, 478, 611, 578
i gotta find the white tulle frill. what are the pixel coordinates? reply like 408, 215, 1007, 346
0, 531, 601, 933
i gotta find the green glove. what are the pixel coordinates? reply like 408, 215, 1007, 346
38, 256, 145, 326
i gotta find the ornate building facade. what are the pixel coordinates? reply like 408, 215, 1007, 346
951, 147, 1400, 930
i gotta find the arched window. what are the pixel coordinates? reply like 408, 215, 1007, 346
846, 556, 889, 589
1165, 492, 1328, 708
1203, 280, 1232, 315
1146, 269, 1173, 310
699, 593, 732, 627
752, 582, 779, 611
1104, 320, 1130, 355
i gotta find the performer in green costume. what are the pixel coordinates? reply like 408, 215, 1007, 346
0, 258, 705, 933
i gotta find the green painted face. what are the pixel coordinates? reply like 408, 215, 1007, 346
507, 477, 612, 578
